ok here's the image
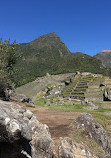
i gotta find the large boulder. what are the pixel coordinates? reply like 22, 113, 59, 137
0, 88, 35, 107
31, 115, 54, 158
58, 137, 96, 158
0, 100, 54, 158
76, 113, 111, 157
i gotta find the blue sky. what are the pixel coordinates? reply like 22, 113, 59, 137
0, 0, 111, 56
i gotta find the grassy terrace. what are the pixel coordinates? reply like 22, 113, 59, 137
34, 90, 111, 156
33, 75, 111, 156
34, 98, 111, 137
50, 104, 89, 112
61, 75, 94, 99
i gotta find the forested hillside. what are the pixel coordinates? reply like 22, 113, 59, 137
14, 32, 108, 87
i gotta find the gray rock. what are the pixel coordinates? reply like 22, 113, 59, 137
31, 115, 54, 158
58, 137, 96, 158
0, 100, 54, 158
76, 113, 111, 157
99, 83, 106, 87
75, 71, 80, 75
48, 82, 65, 97
103, 88, 111, 101
58, 137, 75, 158
83, 99, 98, 110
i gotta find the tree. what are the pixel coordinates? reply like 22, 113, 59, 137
0, 38, 17, 98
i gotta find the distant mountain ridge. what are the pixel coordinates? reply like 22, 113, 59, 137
14, 32, 107, 86
94, 50, 111, 68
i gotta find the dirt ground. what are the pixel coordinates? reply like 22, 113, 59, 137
28, 106, 81, 154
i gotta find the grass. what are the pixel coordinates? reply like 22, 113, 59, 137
69, 99, 81, 102
73, 129, 104, 154
50, 104, 89, 112
63, 94, 84, 97
85, 94, 102, 97
47, 97, 111, 155
38, 98, 47, 102
34, 97, 111, 156
94, 108, 111, 112
34, 100, 45, 106
46, 96, 58, 99
50, 103, 111, 132
95, 100, 111, 103
32, 110, 38, 113
91, 112, 111, 131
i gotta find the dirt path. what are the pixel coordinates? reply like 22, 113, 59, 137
28, 106, 81, 154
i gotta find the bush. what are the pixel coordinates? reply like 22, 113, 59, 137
0, 38, 17, 94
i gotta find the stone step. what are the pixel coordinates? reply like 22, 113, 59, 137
73, 89, 86, 92
89, 82, 101, 85
71, 92, 84, 95
86, 98, 103, 102
62, 75, 105, 102
63, 95, 85, 100
85, 92, 102, 96
88, 85, 99, 88
86, 88, 100, 92
77, 84, 88, 87
94, 101, 111, 108
105, 85, 111, 88
86, 96, 103, 101
104, 78, 111, 81
79, 81, 88, 84
80, 80, 92, 82
70, 96, 85, 100
76, 86, 88, 89
104, 81, 111, 85
62, 93, 71, 95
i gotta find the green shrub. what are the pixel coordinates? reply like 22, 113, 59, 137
0, 38, 17, 93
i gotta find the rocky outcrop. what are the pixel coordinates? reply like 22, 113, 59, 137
0, 100, 54, 158
103, 88, 111, 101
99, 83, 106, 87
94, 50, 111, 68
31, 115, 54, 158
8, 90, 35, 107
58, 137, 96, 158
81, 99, 98, 110
46, 82, 65, 97
16, 73, 74, 100
0, 88, 35, 107
76, 113, 111, 157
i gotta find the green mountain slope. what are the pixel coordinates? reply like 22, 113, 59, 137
14, 32, 108, 87
94, 50, 111, 68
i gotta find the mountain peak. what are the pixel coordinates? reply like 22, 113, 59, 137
95, 50, 111, 68
99, 50, 111, 53
45, 32, 58, 37
31, 32, 59, 43
30, 32, 70, 54
30, 32, 60, 46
